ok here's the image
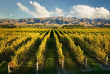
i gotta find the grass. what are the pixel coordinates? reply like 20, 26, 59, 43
62, 45, 79, 72
39, 30, 57, 74
56, 30, 80, 73
87, 55, 101, 70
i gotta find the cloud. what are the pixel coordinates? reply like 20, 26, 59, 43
17, 2, 38, 17
17, 1, 50, 18
10, 14, 13, 17
30, 1, 50, 17
17, 1, 65, 18
70, 5, 110, 19
17, 3, 29, 12
50, 7, 65, 17
17, 1, 110, 19
56, 7, 63, 13
55, 7, 65, 16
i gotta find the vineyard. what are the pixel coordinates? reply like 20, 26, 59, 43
0, 28, 110, 74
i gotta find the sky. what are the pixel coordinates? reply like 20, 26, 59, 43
0, 0, 110, 19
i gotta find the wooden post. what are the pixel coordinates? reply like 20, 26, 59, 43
61, 59, 64, 69
85, 57, 87, 67
105, 55, 108, 66
8, 64, 11, 74
36, 61, 38, 74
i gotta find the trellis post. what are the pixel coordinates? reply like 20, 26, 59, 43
105, 55, 108, 66
36, 61, 38, 74
8, 64, 11, 74
61, 59, 64, 69
85, 57, 87, 67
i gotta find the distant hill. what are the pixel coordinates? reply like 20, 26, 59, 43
0, 17, 110, 27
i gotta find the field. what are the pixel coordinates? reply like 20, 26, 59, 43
0, 28, 110, 74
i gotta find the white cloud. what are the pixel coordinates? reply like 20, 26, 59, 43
29, 1, 50, 17
70, 5, 110, 19
66, 15, 72, 17
17, 1, 110, 19
10, 14, 13, 17
17, 3, 29, 12
56, 7, 62, 13
55, 7, 65, 16
17, 1, 66, 18
17, 2, 38, 18
17, 1, 50, 18
50, 7, 65, 17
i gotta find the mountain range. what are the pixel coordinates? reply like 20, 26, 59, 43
0, 17, 110, 27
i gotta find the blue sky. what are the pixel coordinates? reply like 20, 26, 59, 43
0, 0, 110, 19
